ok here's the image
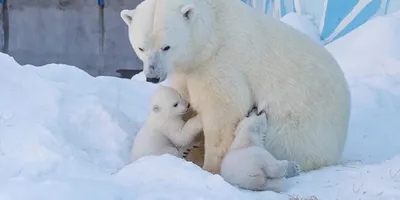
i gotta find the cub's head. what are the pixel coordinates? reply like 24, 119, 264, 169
150, 86, 190, 118
235, 108, 267, 139
120, 0, 210, 83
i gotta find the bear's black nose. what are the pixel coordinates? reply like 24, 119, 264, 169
187, 103, 191, 108
146, 77, 160, 83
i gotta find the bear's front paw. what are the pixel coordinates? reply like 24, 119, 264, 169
203, 157, 221, 174
285, 161, 301, 178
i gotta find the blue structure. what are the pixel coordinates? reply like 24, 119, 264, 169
320, 0, 382, 42
320, 0, 359, 40
279, 0, 287, 17
331, 0, 381, 41
242, 0, 389, 44
98, 0, 104, 6
385, 0, 391, 14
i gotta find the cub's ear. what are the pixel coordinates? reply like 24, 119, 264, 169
152, 105, 160, 113
120, 9, 136, 25
180, 4, 195, 21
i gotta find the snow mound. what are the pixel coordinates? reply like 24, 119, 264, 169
131, 71, 146, 81
112, 154, 289, 200
0, 10, 399, 200
0, 54, 157, 180
280, 12, 323, 44
0, 54, 287, 199
326, 11, 400, 166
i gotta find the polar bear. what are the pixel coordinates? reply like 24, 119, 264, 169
131, 85, 203, 162
120, 0, 351, 173
221, 108, 300, 192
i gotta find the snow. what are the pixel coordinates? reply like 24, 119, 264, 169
326, 11, 400, 165
1, 10, 400, 200
131, 71, 146, 82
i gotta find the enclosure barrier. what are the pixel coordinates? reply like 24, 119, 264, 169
0, 0, 143, 77
0, 0, 398, 78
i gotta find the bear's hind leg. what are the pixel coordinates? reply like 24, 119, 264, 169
201, 109, 239, 174
263, 160, 289, 179
202, 126, 236, 174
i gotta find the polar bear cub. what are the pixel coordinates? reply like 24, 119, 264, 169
131, 85, 203, 162
221, 108, 300, 192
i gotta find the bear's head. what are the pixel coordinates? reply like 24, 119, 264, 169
120, 0, 215, 83
150, 86, 190, 119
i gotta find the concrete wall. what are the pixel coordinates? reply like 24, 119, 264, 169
0, 0, 143, 77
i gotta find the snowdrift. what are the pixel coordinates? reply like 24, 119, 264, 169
280, 12, 323, 44
0, 11, 399, 200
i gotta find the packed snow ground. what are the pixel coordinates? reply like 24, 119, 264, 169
0, 11, 399, 200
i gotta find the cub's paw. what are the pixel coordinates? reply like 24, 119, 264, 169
285, 161, 301, 178
246, 106, 258, 117
257, 110, 266, 118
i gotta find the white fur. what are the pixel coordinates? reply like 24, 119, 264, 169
221, 110, 289, 192
121, 0, 351, 173
131, 86, 203, 162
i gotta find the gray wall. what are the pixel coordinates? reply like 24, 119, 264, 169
0, 0, 143, 77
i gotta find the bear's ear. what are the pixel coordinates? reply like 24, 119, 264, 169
120, 9, 136, 25
180, 4, 195, 21
152, 105, 160, 113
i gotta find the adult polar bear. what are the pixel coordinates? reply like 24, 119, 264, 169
120, 0, 351, 174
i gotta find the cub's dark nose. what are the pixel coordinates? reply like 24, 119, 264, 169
146, 77, 160, 83
187, 103, 191, 108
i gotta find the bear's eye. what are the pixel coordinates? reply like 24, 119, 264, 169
138, 47, 144, 52
162, 46, 170, 51
173, 102, 178, 107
